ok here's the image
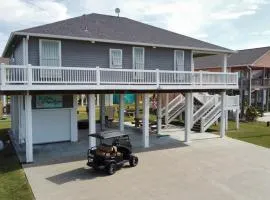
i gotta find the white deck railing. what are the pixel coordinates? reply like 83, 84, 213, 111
0, 65, 238, 90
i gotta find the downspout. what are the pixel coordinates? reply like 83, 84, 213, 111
247, 65, 252, 106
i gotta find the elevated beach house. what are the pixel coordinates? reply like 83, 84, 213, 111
1, 13, 238, 162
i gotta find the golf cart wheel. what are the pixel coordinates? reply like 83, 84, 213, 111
106, 163, 116, 175
129, 155, 138, 167
92, 165, 99, 171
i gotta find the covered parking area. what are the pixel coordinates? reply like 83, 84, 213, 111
11, 89, 227, 164
21, 124, 218, 165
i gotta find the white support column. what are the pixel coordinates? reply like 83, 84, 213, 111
225, 110, 229, 131
18, 96, 22, 143
236, 109, 240, 130
185, 93, 192, 143
71, 95, 78, 142
190, 93, 194, 128
105, 94, 113, 106
96, 94, 100, 106
88, 94, 96, 148
119, 94, 124, 132
99, 94, 106, 130
220, 54, 227, 138
143, 93, 150, 148
157, 93, 162, 135
2, 95, 6, 108
220, 92, 226, 138
25, 93, 33, 163
10, 96, 14, 134
165, 93, 169, 126
135, 94, 140, 119
81, 94, 84, 106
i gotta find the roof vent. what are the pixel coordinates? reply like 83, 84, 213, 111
115, 8, 120, 17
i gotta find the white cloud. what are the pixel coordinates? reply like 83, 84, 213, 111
211, 0, 268, 20
0, 0, 69, 26
251, 30, 270, 36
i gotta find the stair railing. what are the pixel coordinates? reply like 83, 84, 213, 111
200, 102, 221, 132
161, 94, 185, 117
193, 95, 218, 124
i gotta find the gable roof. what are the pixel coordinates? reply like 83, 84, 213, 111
195, 46, 270, 69
3, 13, 234, 56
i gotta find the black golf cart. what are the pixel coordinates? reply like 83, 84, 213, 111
87, 131, 138, 175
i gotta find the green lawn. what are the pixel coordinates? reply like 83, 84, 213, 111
210, 121, 270, 148
0, 118, 34, 200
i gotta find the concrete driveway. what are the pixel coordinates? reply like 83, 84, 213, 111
23, 137, 270, 200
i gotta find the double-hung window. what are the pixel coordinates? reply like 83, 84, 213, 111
39, 39, 61, 78
109, 49, 122, 68
174, 50, 184, 71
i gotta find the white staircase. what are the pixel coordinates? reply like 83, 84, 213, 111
161, 94, 185, 124
161, 93, 239, 132
196, 95, 239, 132
192, 95, 220, 131
200, 102, 221, 132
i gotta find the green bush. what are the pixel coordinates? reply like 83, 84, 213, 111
245, 106, 259, 121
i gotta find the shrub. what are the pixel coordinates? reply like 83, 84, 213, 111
245, 106, 259, 121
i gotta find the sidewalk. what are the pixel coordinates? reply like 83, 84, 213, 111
257, 112, 270, 122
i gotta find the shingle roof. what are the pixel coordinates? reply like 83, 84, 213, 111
14, 13, 232, 53
195, 46, 270, 69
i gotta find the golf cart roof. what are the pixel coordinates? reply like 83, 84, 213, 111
89, 130, 128, 139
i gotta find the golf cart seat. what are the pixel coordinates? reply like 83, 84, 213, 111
96, 144, 122, 157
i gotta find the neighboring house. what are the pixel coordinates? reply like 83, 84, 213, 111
195, 47, 270, 113
1, 13, 238, 162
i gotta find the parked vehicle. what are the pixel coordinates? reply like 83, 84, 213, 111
87, 131, 138, 175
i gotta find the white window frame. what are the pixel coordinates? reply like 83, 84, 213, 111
39, 39, 62, 67
39, 39, 62, 79
174, 50, 185, 71
174, 50, 185, 82
109, 49, 123, 68
132, 47, 145, 80
132, 47, 145, 70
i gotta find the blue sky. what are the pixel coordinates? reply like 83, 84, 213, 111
0, 0, 270, 54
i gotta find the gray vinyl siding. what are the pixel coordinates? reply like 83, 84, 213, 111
144, 47, 174, 70
28, 37, 192, 71
13, 39, 24, 65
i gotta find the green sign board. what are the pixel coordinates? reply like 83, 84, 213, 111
36, 95, 63, 109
